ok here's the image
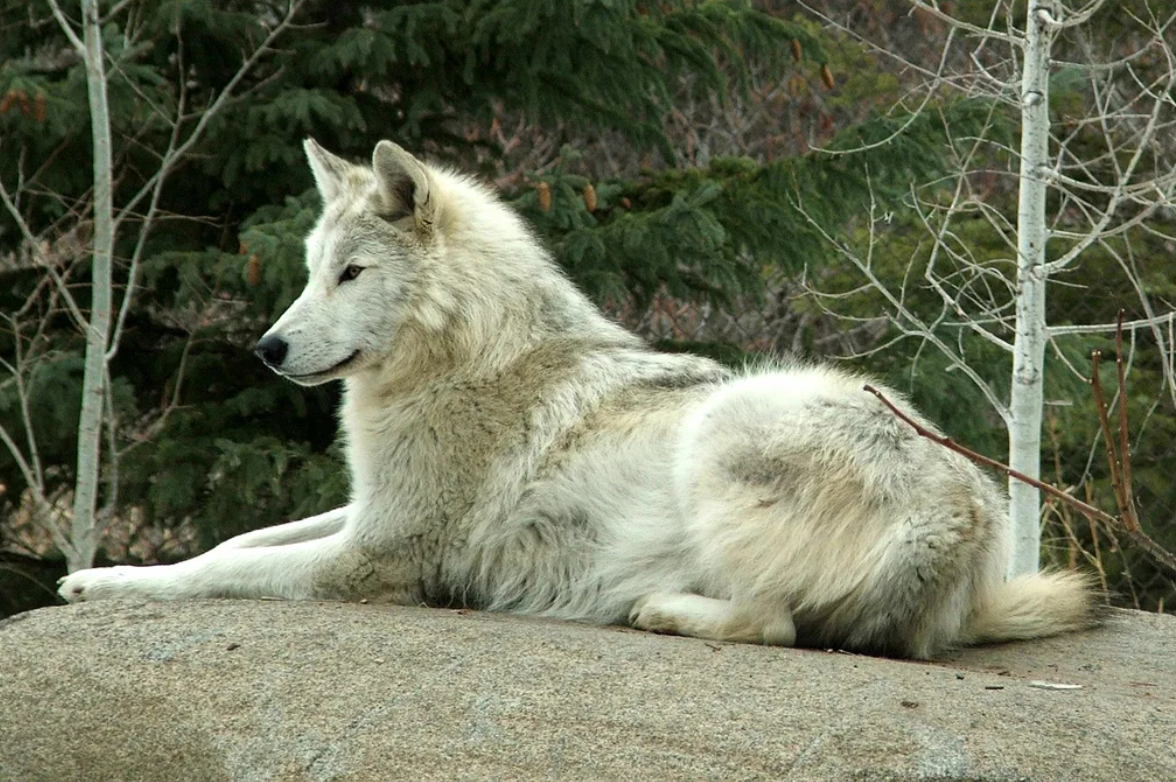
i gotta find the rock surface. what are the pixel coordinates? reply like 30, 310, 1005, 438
0, 600, 1172, 782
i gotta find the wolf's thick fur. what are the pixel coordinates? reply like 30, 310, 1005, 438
58, 140, 1100, 658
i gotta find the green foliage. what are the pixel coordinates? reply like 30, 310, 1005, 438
512, 97, 1000, 308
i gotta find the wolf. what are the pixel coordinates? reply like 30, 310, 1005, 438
58, 139, 1100, 658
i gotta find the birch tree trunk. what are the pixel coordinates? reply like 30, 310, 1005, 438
68, 0, 115, 572
799, 0, 1174, 587
1006, 2, 1057, 578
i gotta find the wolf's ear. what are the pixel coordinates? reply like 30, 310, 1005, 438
304, 138, 352, 203
372, 140, 440, 234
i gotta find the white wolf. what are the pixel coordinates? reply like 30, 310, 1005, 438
59, 139, 1100, 658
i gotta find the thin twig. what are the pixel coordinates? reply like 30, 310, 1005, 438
1046, 311, 1176, 337
1114, 311, 1135, 516
118, 331, 196, 456
0, 164, 88, 331
1084, 482, 1109, 594
1090, 350, 1132, 529
863, 385, 1112, 522
113, 0, 306, 227
46, 0, 85, 54
96, 363, 118, 536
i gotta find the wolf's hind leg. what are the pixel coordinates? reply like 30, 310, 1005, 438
629, 592, 796, 646
212, 505, 350, 551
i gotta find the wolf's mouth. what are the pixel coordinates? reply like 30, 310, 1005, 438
285, 350, 362, 382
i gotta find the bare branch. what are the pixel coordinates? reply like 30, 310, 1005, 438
811, 26, 959, 157
107, 17, 190, 362
911, 174, 1015, 353
0, 322, 44, 491
46, 0, 84, 54
1036, 0, 1110, 31
1114, 313, 1134, 517
1090, 349, 1134, 531
864, 384, 1110, 523
105, 0, 304, 364
907, 0, 1023, 46
0, 376, 73, 558
114, 0, 306, 229
1044, 46, 1176, 273
1047, 311, 1176, 337
794, 1, 1019, 100
795, 185, 1012, 424
0, 159, 88, 331
100, 0, 138, 25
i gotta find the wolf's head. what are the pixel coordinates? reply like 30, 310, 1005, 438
254, 139, 459, 386
256, 139, 623, 389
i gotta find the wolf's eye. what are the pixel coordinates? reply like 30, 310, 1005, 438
339, 264, 363, 284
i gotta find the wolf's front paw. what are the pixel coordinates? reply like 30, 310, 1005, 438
57, 566, 146, 603
628, 594, 680, 635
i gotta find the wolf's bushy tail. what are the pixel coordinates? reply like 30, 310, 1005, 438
962, 570, 1104, 646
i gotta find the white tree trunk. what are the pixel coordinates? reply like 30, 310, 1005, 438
68, 0, 115, 572
1007, 3, 1056, 578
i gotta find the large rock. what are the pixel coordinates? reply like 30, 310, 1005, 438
0, 600, 1171, 782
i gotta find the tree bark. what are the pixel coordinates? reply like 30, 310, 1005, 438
1007, 3, 1056, 578
68, 0, 115, 572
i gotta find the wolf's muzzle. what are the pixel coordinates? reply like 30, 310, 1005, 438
254, 335, 289, 368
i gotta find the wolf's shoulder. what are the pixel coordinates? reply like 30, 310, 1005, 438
613, 345, 732, 389
557, 343, 732, 422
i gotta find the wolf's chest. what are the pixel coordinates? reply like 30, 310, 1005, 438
344, 385, 547, 524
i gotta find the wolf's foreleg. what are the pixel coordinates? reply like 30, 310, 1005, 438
629, 592, 796, 646
57, 532, 407, 604
211, 505, 351, 551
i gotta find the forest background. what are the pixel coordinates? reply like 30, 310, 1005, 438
1, 0, 1174, 617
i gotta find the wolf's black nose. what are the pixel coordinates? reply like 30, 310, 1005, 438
254, 335, 288, 368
